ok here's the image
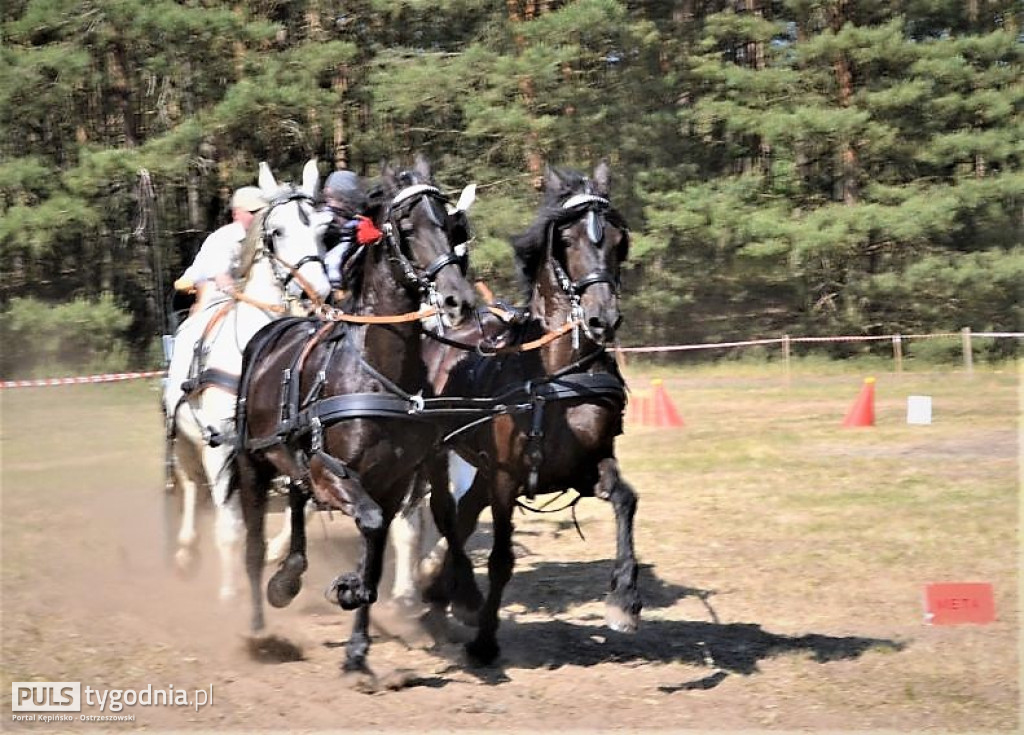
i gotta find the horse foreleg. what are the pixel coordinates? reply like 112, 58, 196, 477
596, 457, 642, 632
389, 487, 427, 608
423, 458, 482, 620
172, 441, 202, 577
266, 505, 292, 566
267, 483, 310, 608
266, 493, 314, 565
343, 518, 389, 678
465, 471, 516, 665
238, 451, 270, 633
207, 446, 243, 602
313, 456, 384, 611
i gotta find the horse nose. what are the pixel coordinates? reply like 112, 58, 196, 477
444, 294, 473, 327
588, 311, 618, 343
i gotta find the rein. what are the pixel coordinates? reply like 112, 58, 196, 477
312, 302, 440, 325
420, 302, 581, 356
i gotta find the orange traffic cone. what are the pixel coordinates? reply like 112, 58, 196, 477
842, 377, 876, 428
627, 392, 650, 425
650, 379, 685, 428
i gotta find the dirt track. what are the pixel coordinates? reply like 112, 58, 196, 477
1, 373, 1019, 731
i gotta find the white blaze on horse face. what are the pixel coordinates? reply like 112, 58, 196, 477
256, 159, 330, 301
267, 198, 331, 300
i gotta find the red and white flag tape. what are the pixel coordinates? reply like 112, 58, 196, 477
0, 370, 164, 390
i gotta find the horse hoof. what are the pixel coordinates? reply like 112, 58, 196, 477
267, 572, 302, 609
604, 603, 639, 634
329, 573, 376, 610
173, 547, 200, 578
341, 663, 379, 694
465, 637, 500, 666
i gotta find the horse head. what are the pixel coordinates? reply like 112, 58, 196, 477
250, 159, 332, 303
515, 160, 629, 345
370, 154, 476, 328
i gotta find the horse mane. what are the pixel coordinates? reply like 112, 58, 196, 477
511, 167, 629, 290
236, 208, 269, 281
337, 179, 388, 300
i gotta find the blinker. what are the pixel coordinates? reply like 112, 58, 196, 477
586, 210, 603, 244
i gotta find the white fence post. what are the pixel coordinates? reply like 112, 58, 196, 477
783, 334, 791, 386
961, 327, 974, 377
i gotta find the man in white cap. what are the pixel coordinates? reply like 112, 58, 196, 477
174, 186, 268, 310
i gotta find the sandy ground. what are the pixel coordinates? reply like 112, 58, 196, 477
1, 373, 1019, 732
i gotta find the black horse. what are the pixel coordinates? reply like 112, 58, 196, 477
422, 161, 642, 664
233, 156, 479, 686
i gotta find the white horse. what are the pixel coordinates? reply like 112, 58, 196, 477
164, 159, 332, 601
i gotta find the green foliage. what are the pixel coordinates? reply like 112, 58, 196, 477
0, 0, 1020, 378
0, 293, 134, 377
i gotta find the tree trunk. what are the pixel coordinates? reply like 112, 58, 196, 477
830, 0, 858, 205
333, 67, 350, 169
108, 43, 137, 147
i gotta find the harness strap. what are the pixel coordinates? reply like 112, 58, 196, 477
521, 372, 625, 496
297, 393, 432, 431
181, 302, 240, 402
202, 302, 235, 339
530, 372, 625, 402
181, 368, 239, 397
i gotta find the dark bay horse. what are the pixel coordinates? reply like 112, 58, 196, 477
233, 156, 479, 686
420, 161, 642, 664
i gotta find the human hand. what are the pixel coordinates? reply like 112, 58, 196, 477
214, 273, 236, 294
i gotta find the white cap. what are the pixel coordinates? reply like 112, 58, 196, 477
231, 186, 267, 213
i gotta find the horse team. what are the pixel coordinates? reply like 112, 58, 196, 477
163, 155, 642, 688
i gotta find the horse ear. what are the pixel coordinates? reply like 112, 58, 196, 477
544, 165, 563, 194
258, 162, 278, 195
301, 158, 319, 198
593, 159, 611, 197
451, 183, 477, 213
380, 160, 397, 190
414, 153, 432, 180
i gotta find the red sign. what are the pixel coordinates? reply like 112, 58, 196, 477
923, 582, 996, 625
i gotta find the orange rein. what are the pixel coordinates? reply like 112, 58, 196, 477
229, 249, 328, 315
313, 302, 441, 324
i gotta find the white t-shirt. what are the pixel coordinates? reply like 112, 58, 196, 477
179, 222, 247, 284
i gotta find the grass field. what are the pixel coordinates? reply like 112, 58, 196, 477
0, 360, 1019, 731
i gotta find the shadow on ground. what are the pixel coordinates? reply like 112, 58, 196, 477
445, 556, 904, 690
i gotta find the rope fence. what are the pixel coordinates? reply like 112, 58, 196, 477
617, 328, 1021, 378
1, 329, 1019, 390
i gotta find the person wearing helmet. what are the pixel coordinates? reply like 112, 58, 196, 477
320, 169, 382, 293
174, 186, 268, 310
